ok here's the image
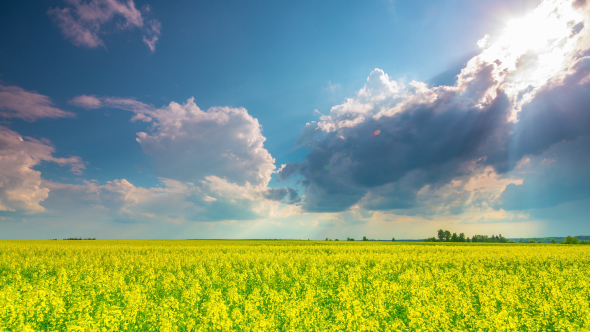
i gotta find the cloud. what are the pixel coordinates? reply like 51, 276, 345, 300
137, 99, 276, 187
281, 67, 513, 212
42, 0, 590, 231
281, 0, 590, 214
66, 95, 304, 221
0, 85, 74, 121
142, 17, 161, 53
71, 95, 277, 187
40, 178, 196, 223
323, 81, 340, 93
69, 95, 102, 108
293, 121, 319, 148
69, 95, 153, 118
262, 187, 301, 204
0, 126, 84, 213
496, 137, 590, 211
508, 57, 590, 161
38, 175, 301, 223
48, 0, 161, 52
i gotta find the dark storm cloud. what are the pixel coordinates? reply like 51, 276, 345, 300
277, 162, 302, 182
496, 57, 590, 210
262, 187, 301, 204
281, 87, 512, 212
509, 57, 590, 161
492, 58, 590, 211
497, 137, 590, 211
294, 121, 320, 148
281, 56, 590, 213
277, 62, 507, 212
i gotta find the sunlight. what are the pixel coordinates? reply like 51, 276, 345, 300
502, 9, 567, 54
476, 0, 585, 119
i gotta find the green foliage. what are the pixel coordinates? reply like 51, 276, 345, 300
472, 234, 508, 243
63, 237, 96, 240
392, 237, 395, 242
565, 236, 579, 244
432, 230, 467, 242
517, 236, 590, 243
362, 236, 368, 241
347, 237, 355, 241
444, 230, 451, 241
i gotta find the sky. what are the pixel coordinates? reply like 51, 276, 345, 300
1, 0, 589, 240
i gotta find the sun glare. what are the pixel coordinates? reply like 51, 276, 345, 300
476, 0, 585, 119
502, 11, 566, 53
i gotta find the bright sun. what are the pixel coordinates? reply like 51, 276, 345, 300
474, 0, 585, 118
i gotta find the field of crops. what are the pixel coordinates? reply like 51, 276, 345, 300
0, 240, 589, 331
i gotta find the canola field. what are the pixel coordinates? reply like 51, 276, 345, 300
0, 240, 589, 331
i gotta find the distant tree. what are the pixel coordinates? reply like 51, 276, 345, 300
459, 233, 466, 242
551, 239, 556, 244
444, 230, 451, 242
363, 236, 368, 241
335, 239, 339, 241
347, 237, 355, 241
424, 237, 437, 242
438, 229, 445, 241
466, 237, 471, 243
565, 236, 579, 244
529, 239, 536, 243
472, 235, 491, 243
451, 233, 458, 242
392, 237, 395, 242
325, 238, 329, 241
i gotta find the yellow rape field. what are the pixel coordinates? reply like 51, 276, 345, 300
0, 240, 589, 331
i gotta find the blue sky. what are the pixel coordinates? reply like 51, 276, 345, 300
0, 0, 589, 239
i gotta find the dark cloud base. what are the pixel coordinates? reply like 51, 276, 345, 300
283, 58, 590, 214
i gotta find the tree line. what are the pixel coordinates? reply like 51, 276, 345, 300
52, 237, 97, 240
424, 231, 590, 244
423, 230, 511, 243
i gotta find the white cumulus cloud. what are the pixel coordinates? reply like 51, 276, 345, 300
136, 99, 276, 187
0, 126, 84, 213
65, 94, 302, 222
71, 95, 277, 187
